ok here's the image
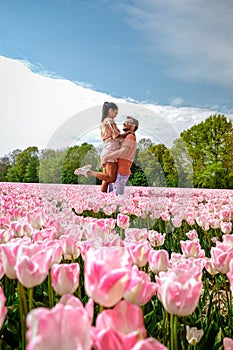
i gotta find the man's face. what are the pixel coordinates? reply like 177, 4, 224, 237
123, 118, 135, 132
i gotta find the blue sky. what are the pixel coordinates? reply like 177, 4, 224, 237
1, 0, 233, 113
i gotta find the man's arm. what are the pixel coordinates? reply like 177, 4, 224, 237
102, 145, 130, 164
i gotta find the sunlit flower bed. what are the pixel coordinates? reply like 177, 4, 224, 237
0, 182, 233, 349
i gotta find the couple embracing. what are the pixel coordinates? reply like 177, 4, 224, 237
74, 102, 139, 195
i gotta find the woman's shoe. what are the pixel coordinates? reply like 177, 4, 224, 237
74, 164, 92, 177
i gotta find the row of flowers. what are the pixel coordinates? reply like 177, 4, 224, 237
0, 182, 233, 349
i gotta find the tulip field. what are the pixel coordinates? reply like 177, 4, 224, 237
1, 182, 233, 349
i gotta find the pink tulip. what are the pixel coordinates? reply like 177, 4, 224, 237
32, 227, 56, 241
186, 229, 198, 240
86, 218, 116, 240
117, 214, 130, 229
92, 329, 125, 350
148, 249, 169, 275
156, 267, 203, 316
124, 265, 157, 306
15, 249, 53, 288
210, 242, 233, 274
195, 215, 210, 230
220, 221, 232, 235
45, 240, 63, 265
84, 247, 132, 307
180, 239, 205, 258
104, 234, 125, 248
126, 241, 151, 267
0, 287, 7, 329
8, 221, 33, 238
169, 255, 204, 280
209, 218, 220, 229
160, 211, 170, 221
204, 258, 219, 275
59, 236, 81, 260
223, 234, 233, 248
186, 214, 195, 226
125, 228, 148, 242
220, 208, 231, 221
103, 204, 117, 216
51, 263, 80, 296
27, 208, 47, 229
0, 228, 12, 244
223, 337, 233, 350
60, 294, 94, 324
26, 298, 92, 350
148, 231, 165, 247
131, 338, 168, 350
0, 216, 10, 231
1, 241, 20, 279
171, 215, 183, 228
94, 300, 146, 349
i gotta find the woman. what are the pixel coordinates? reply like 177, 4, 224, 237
74, 102, 130, 192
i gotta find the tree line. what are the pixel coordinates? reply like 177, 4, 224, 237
0, 114, 232, 189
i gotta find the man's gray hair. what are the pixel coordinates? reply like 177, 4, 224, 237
127, 116, 139, 130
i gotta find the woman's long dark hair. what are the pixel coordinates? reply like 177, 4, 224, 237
101, 102, 118, 122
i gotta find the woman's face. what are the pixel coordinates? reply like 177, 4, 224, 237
108, 108, 118, 118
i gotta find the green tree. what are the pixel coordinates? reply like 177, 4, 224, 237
24, 155, 40, 183
39, 149, 66, 183
170, 138, 194, 188
5, 149, 22, 182
129, 161, 148, 186
137, 138, 153, 152
0, 155, 11, 181
137, 147, 165, 186
162, 148, 179, 187
222, 126, 233, 188
180, 114, 232, 188
136, 143, 179, 187
62, 143, 100, 185
15, 146, 40, 183
5, 147, 40, 183
6, 166, 19, 182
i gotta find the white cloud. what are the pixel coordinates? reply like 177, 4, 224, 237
169, 97, 184, 107
120, 0, 233, 86
0, 55, 227, 157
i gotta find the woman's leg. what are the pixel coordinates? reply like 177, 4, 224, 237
100, 166, 108, 193
88, 162, 117, 182
101, 180, 108, 193
100, 162, 118, 192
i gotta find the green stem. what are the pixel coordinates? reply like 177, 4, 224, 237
28, 287, 34, 311
48, 273, 54, 308
147, 214, 151, 230
120, 228, 125, 239
163, 310, 168, 345
225, 280, 232, 324
18, 281, 28, 350
183, 316, 187, 348
173, 314, 178, 350
170, 313, 174, 350
76, 282, 82, 300
99, 304, 104, 314
170, 314, 178, 350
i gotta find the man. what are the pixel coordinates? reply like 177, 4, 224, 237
102, 116, 138, 195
